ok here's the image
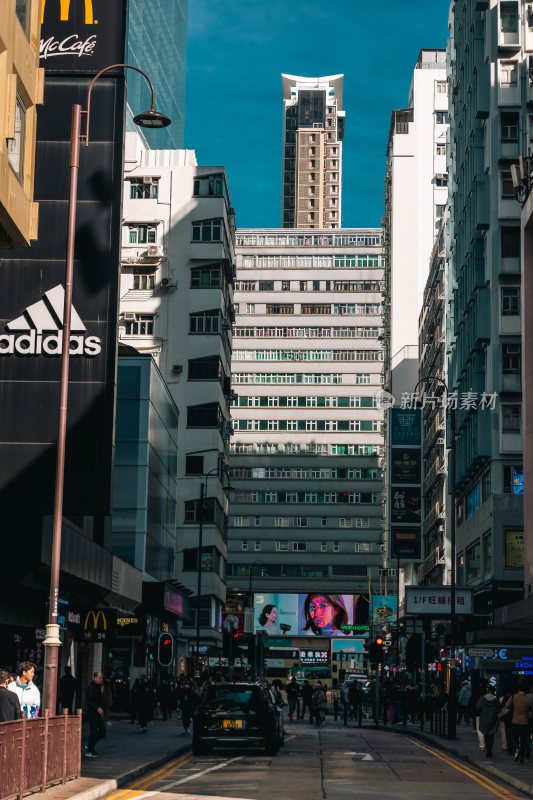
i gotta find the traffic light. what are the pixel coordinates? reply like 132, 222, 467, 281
157, 632, 173, 666
368, 636, 384, 665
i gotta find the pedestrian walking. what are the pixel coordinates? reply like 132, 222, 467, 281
503, 684, 533, 763
85, 672, 105, 758
457, 679, 472, 724
59, 666, 77, 715
137, 676, 156, 733
0, 669, 20, 721
285, 677, 300, 721
476, 685, 501, 758
178, 680, 197, 734
8, 661, 40, 719
158, 679, 174, 721
312, 681, 327, 727
301, 679, 314, 722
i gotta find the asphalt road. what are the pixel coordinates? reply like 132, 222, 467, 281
104, 724, 528, 800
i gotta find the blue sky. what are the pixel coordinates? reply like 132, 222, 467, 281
185, 0, 450, 229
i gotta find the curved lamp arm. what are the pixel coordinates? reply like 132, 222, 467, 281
83, 63, 155, 146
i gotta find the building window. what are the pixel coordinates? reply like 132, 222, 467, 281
124, 314, 154, 335
245, 304, 255, 314
435, 111, 449, 124
186, 403, 220, 428
501, 227, 520, 258
321, 517, 327, 527
266, 304, 294, 314
8, 96, 26, 183
502, 404, 521, 433
15, 1, 31, 35
503, 464, 523, 494
295, 517, 308, 527
466, 541, 481, 583
354, 542, 371, 553
501, 112, 519, 143
436, 80, 447, 94
185, 455, 204, 475
500, 61, 518, 87
189, 310, 220, 334
192, 219, 223, 242
241, 540, 248, 550
276, 541, 289, 551
500, 2, 519, 37
332, 541, 340, 552
129, 177, 159, 199
254, 541, 261, 551
501, 171, 516, 199
259, 281, 274, 291
503, 343, 521, 372
191, 265, 221, 288
282, 281, 290, 291
436, 144, 446, 156
292, 541, 307, 552
502, 287, 520, 315
275, 517, 290, 527
339, 518, 352, 528
235, 517, 249, 527
483, 532, 493, 574
132, 272, 155, 290
193, 173, 225, 197
188, 355, 220, 380
435, 174, 448, 187
321, 541, 327, 552
127, 225, 156, 244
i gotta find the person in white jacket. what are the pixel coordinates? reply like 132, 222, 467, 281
8, 662, 40, 718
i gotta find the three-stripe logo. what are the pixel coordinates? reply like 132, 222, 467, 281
0, 285, 102, 356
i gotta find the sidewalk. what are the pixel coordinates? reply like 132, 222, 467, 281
37, 718, 191, 800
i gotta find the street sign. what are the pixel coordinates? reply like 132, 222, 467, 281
467, 647, 495, 658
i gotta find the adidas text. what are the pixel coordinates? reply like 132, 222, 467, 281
0, 331, 102, 357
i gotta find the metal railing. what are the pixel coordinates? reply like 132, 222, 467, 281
0, 710, 82, 800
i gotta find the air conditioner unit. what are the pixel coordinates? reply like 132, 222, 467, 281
161, 278, 169, 287
172, 364, 183, 375
222, 421, 234, 440
123, 312, 136, 321
143, 176, 153, 184
147, 244, 163, 257
222, 318, 232, 330
436, 437, 445, 445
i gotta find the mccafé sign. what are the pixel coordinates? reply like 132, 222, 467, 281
40, 0, 126, 73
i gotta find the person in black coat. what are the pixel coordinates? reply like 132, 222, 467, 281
85, 672, 106, 757
0, 669, 21, 721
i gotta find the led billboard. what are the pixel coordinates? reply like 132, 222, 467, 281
253, 593, 368, 637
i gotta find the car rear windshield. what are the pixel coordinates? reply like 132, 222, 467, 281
204, 686, 261, 709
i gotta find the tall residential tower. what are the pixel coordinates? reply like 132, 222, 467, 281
281, 74, 345, 229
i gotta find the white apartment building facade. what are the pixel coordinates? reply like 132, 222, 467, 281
117, 133, 236, 654
383, 48, 448, 391
227, 228, 385, 596
281, 74, 345, 229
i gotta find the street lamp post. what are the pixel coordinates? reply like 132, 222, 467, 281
194, 469, 234, 675
414, 375, 456, 740
41, 65, 170, 715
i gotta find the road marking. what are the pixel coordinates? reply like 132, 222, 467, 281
128, 754, 193, 793
344, 751, 374, 760
129, 756, 244, 800
409, 738, 523, 800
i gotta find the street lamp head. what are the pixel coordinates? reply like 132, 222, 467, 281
133, 109, 171, 129
224, 484, 236, 491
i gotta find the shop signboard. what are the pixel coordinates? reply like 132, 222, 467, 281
390, 448, 422, 484
405, 587, 472, 615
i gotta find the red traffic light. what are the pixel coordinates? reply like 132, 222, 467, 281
162, 636, 171, 645
375, 637, 383, 646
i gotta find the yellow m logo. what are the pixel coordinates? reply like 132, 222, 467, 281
84, 609, 107, 630
41, 0, 95, 24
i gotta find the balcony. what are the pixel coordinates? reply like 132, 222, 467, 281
423, 503, 445, 535
417, 546, 445, 581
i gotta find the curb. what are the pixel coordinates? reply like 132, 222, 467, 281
68, 744, 191, 800
358, 722, 533, 798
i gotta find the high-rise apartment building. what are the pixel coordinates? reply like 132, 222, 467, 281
118, 133, 236, 655
447, 0, 526, 623
383, 49, 448, 394
281, 75, 345, 229
126, 0, 188, 149
226, 228, 385, 597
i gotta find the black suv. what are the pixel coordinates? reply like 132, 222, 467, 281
192, 682, 284, 756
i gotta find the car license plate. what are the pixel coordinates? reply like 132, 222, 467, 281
222, 719, 243, 729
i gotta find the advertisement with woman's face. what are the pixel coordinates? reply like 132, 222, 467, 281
254, 593, 362, 636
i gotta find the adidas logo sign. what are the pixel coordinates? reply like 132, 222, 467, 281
0, 285, 102, 357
